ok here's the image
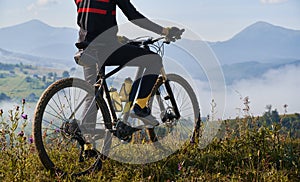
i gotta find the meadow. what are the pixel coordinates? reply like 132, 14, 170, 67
0, 99, 299, 182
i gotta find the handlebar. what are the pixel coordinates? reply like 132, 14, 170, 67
126, 36, 169, 47
120, 29, 185, 47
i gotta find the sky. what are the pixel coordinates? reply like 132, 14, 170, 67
0, 0, 300, 118
0, 0, 300, 41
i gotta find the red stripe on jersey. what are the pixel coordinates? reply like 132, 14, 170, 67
78, 8, 107, 15
76, 0, 109, 4
97, 0, 110, 2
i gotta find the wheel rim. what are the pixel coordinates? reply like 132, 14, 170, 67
35, 79, 107, 175
151, 77, 197, 146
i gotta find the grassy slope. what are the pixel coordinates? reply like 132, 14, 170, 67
0, 65, 65, 101
0, 110, 299, 181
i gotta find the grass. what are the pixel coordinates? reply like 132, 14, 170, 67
0, 63, 67, 101
0, 100, 299, 181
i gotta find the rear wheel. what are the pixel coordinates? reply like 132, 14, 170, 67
33, 78, 111, 176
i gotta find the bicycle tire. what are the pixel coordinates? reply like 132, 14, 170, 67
33, 77, 111, 176
149, 74, 201, 144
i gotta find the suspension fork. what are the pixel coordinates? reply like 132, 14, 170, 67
160, 68, 181, 119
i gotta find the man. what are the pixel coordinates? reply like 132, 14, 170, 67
74, 0, 183, 127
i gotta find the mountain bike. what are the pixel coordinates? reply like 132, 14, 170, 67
33, 36, 201, 176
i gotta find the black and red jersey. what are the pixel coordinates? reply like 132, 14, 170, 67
74, 0, 163, 43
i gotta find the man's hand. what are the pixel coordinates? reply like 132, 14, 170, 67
162, 27, 184, 42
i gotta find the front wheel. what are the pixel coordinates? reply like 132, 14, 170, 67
150, 74, 201, 145
33, 78, 111, 176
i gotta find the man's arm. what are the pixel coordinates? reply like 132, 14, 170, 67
116, 0, 165, 35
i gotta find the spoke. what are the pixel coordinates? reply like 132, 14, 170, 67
42, 118, 64, 129
172, 83, 186, 110
56, 91, 68, 120
63, 87, 74, 117
44, 109, 68, 123
46, 99, 66, 122
49, 95, 68, 121
69, 93, 89, 120
43, 131, 61, 138
102, 140, 123, 157
73, 87, 82, 118
180, 106, 193, 115
178, 120, 193, 134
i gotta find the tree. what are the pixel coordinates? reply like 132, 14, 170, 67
53, 72, 57, 81
261, 105, 280, 126
26, 93, 38, 102
47, 72, 54, 79
42, 75, 46, 82
62, 71, 70, 78
25, 76, 33, 83
271, 109, 280, 123
0, 93, 11, 101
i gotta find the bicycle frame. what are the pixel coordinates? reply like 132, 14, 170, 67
80, 64, 181, 130
79, 37, 182, 131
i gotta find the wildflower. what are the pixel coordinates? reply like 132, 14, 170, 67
178, 161, 185, 171
16, 106, 20, 111
283, 104, 288, 114
22, 98, 26, 104
0, 109, 3, 117
29, 136, 34, 144
178, 163, 182, 171
55, 128, 60, 133
21, 114, 28, 120
18, 131, 24, 137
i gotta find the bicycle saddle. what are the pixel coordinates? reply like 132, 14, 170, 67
75, 41, 89, 49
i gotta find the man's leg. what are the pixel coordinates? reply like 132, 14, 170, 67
103, 44, 163, 125
134, 54, 162, 113
81, 64, 98, 134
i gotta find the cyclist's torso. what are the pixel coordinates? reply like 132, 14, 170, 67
75, 0, 163, 43
75, 0, 118, 43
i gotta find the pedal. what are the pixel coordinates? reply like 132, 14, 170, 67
113, 121, 140, 141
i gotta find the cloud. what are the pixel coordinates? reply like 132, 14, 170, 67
37, 0, 58, 6
27, 0, 58, 13
225, 64, 300, 118
194, 64, 300, 119
260, 0, 288, 4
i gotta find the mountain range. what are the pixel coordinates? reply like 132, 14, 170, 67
0, 19, 299, 84
0, 19, 77, 63
210, 21, 300, 64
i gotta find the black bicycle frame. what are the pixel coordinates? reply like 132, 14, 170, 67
80, 44, 182, 129
92, 65, 146, 124
81, 64, 182, 129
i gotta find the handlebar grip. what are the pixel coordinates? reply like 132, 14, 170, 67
166, 27, 185, 42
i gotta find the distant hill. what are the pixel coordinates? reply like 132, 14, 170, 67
0, 47, 74, 68
0, 19, 77, 61
1, 20, 300, 84
1, 20, 300, 65
210, 21, 300, 64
